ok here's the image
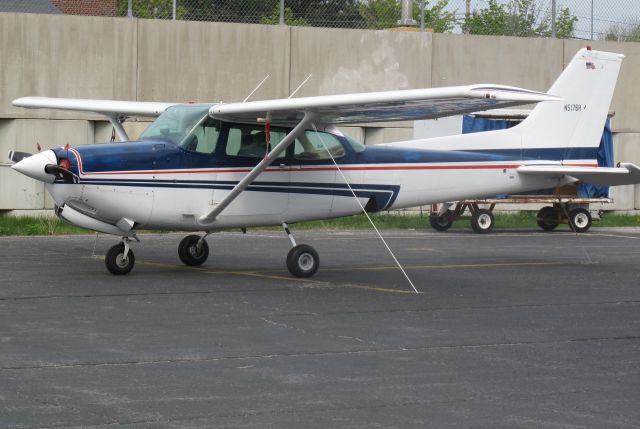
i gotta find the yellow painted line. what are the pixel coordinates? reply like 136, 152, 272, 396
87, 256, 570, 275
116, 258, 319, 284
341, 284, 416, 294
85, 257, 414, 294
319, 261, 571, 272
592, 233, 640, 240
215, 271, 322, 283
137, 260, 319, 283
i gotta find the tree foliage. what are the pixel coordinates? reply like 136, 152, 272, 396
120, 0, 458, 32
283, 0, 364, 28
117, 0, 186, 19
603, 22, 640, 42
359, 0, 456, 32
260, 5, 310, 26
462, 0, 577, 38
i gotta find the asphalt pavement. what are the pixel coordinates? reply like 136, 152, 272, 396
1, 228, 639, 428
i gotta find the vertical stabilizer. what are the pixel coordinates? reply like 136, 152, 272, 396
516, 48, 623, 160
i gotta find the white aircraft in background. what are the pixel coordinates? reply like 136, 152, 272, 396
9, 48, 640, 278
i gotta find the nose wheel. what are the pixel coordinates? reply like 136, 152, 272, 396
283, 223, 319, 278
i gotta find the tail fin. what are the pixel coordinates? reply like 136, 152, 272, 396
516, 48, 623, 161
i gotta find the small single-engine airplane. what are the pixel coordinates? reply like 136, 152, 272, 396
9, 48, 640, 277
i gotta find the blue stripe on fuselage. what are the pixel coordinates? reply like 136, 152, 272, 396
58, 140, 598, 175
75, 178, 401, 210
359, 146, 597, 164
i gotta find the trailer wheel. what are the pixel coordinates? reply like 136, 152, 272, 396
569, 208, 592, 233
429, 210, 453, 231
536, 206, 559, 231
470, 209, 494, 234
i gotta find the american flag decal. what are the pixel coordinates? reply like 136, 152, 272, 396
586, 61, 596, 69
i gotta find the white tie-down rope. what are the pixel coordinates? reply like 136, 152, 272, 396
556, 194, 594, 265
311, 123, 420, 294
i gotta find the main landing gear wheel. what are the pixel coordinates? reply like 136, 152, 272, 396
470, 209, 495, 234
568, 208, 592, 233
536, 206, 559, 231
287, 244, 320, 278
429, 210, 453, 231
178, 234, 210, 266
105, 243, 135, 275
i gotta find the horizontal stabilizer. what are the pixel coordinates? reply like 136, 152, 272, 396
518, 163, 640, 186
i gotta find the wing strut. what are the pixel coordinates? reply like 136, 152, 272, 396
108, 115, 129, 142
198, 112, 315, 226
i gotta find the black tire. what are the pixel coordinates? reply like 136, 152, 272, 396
568, 208, 592, 233
470, 209, 495, 234
429, 210, 453, 231
286, 244, 319, 278
178, 235, 209, 266
105, 243, 135, 275
536, 206, 559, 231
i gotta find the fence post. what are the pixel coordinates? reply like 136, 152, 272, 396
127, 0, 132, 17
590, 0, 594, 40
398, 0, 416, 26
420, 0, 425, 31
551, 0, 556, 38
279, 0, 285, 25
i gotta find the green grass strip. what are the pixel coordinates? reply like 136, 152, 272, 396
1, 212, 639, 236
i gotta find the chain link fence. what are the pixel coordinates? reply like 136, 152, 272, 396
4, 1, 640, 41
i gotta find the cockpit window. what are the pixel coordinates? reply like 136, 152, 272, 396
179, 117, 221, 154
294, 131, 345, 160
138, 104, 212, 146
225, 123, 287, 160
343, 133, 366, 153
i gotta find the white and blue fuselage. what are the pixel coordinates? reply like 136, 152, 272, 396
44, 117, 586, 232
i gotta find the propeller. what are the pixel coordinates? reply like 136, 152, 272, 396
8, 150, 32, 163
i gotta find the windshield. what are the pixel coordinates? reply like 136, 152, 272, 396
139, 104, 212, 145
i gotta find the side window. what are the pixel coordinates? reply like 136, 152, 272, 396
182, 119, 221, 154
294, 131, 345, 161
225, 124, 286, 159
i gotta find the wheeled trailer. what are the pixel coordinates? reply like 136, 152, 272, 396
429, 196, 612, 234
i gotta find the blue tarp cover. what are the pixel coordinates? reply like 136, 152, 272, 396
461, 116, 612, 198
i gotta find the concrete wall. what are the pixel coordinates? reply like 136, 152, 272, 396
2, 13, 640, 213
0, 13, 137, 120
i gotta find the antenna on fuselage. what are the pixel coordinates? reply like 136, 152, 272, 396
243, 75, 271, 103
289, 74, 312, 99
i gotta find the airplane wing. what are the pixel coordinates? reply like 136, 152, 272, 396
12, 97, 176, 117
200, 84, 559, 224
209, 84, 561, 126
13, 97, 178, 141
518, 163, 640, 186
